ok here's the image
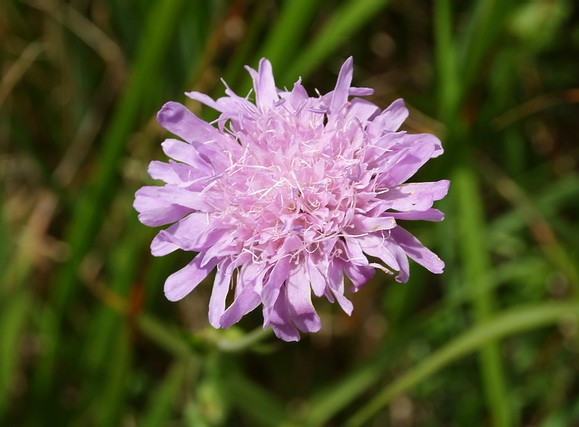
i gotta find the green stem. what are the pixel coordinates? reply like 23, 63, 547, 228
206, 327, 273, 353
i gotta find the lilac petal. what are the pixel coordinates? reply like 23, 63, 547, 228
133, 187, 192, 227
357, 215, 397, 233
161, 139, 212, 173
135, 205, 189, 228
330, 56, 353, 113
221, 82, 259, 116
164, 254, 219, 301
238, 262, 268, 287
270, 322, 301, 342
380, 180, 450, 211
261, 257, 292, 307
306, 255, 326, 297
392, 243, 410, 282
377, 135, 440, 187
367, 132, 408, 161
220, 285, 261, 328
185, 91, 222, 111
153, 219, 227, 253
286, 79, 309, 108
349, 87, 374, 96
358, 234, 399, 269
391, 208, 445, 222
358, 233, 410, 282
251, 58, 279, 110
165, 210, 209, 234
208, 260, 234, 328
150, 233, 179, 256
343, 237, 368, 264
346, 98, 380, 123
148, 161, 181, 185
391, 226, 444, 274
201, 234, 237, 266
367, 98, 409, 136
327, 259, 353, 315
343, 261, 375, 290
156, 101, 221, 144
266, 294, 300, 342
134, 186, 209, 212
286, 265, 321, 333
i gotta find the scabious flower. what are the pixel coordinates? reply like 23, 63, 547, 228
134, 57, 449, 341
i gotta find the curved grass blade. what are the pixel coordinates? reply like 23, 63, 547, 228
346, 301, 579, 427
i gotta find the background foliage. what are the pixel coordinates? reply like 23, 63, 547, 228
2, 0, 579, 426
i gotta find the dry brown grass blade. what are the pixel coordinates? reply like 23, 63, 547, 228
0, 41, 44, 106
479, 154, 579, 293
493, 89, 579, 130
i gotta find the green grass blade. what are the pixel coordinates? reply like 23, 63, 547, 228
33, 0, 186, 403
255, 0, 322, 79
282, 0, 390, 82
300, 253, 550, 426
139, 362, 188, 427
434, 0, 513, 423
434, 0, 460, 122
137, 314, 195, 359
453, 165, 512, 427
94, 325, 132, 427
221, 5, 268, 88
225, 369, 289, 426
0, 292, 31, 420
51, 0, 185, 313
301, 360, 388, 426
345, 301, 579, 427
458, 0, 515, 94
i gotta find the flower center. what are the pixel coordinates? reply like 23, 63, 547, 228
206, 107, 373, 261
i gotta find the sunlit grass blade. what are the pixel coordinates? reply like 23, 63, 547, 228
221, 5, 268, 88
299, 357, 391, 426
345, 301, 579, 426
298, 254, 547, 426
453, 165, 513, 426
254, 0, 322, 81
459, 0, 516, 96
435, 0, 513, 423
434, 0, 460, 122
282, 0, 390, 82
229, 0, 323, 95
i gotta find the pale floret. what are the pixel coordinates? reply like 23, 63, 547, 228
134, 57, 449, 341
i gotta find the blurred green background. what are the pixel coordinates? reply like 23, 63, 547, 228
2, 0, 579, 426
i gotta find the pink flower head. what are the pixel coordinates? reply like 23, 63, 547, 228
134, 57, 449, 341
